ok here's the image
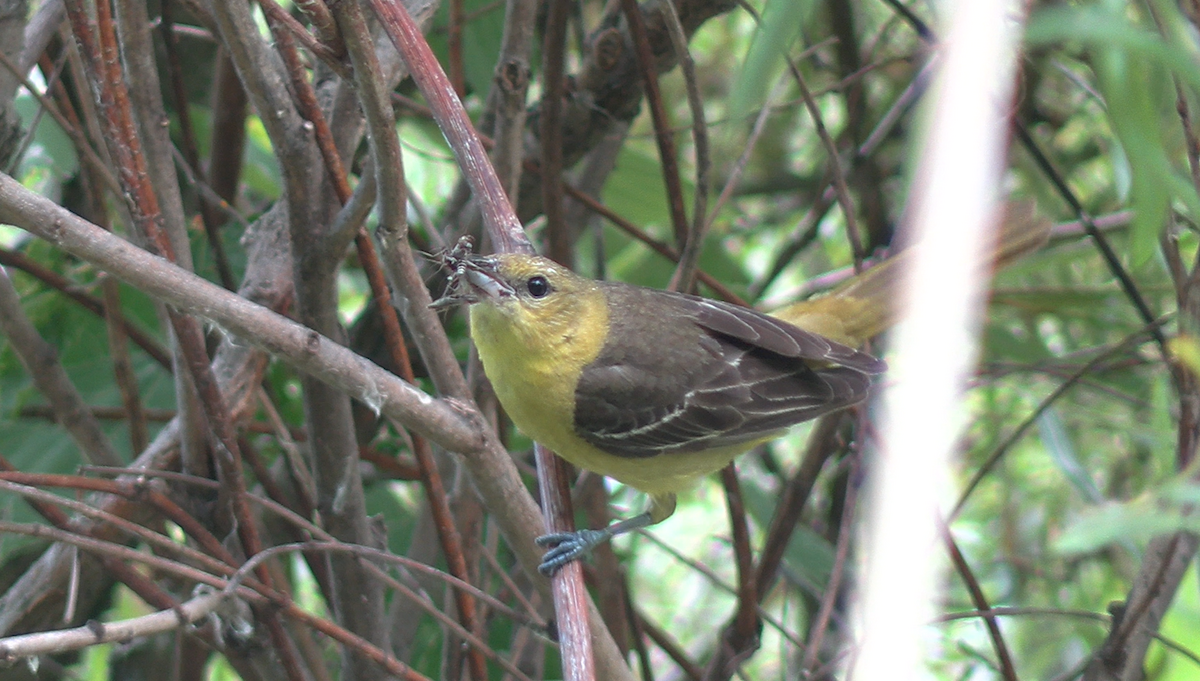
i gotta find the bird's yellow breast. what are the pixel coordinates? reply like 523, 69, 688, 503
469, 287, 607, 467
469, 288, 746, 494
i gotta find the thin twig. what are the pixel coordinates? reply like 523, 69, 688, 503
619, 0, 689, 250
540, 0, 571, 264
661, 0, 710, 293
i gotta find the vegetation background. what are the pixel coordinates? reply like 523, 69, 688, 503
0, 0, 1197, 679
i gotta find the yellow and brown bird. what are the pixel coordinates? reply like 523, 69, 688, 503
439, 246, 883, 574
438, 202, 1046, 574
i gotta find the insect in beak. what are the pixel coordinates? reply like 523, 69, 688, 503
429, 237, 515, 309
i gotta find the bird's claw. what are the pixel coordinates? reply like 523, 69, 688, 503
535, 529, 609, 576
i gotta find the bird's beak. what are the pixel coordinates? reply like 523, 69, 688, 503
461, 259, 514, 302
430, 252, 515, 309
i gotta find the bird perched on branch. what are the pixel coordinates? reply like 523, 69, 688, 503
436, 201, 1048, 575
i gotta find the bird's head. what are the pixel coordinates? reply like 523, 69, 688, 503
434, 246, 604, 350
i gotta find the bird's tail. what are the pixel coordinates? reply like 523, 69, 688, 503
773, 200, 1051, 347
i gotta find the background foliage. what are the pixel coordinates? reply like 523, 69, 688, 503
1, 0, 1199, 679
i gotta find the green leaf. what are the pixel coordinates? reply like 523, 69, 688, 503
1056, 479, 1200, 555
730, 0, 814, 122
1027, 5, 1200, 264
15, 92, 79, 179
1039, 408, 1103, 504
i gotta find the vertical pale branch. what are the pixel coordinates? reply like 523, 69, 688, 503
856, 1, 1024, 676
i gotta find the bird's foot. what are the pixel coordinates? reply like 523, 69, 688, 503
535, 529, 611, 576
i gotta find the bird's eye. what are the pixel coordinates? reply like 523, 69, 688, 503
526, 275, 550, 298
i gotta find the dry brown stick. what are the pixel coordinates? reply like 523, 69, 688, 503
0, 458, 255, 664
661, 0, 710, 294
0, 479, 235, 579
0, 518, 438, 681
295, 0, 344, 56
447, 0, 466, 95
754, 414, 845, 598
101, 275, 148, 455
254, 0, 349, 79
73, 108, 151, 458
540, 0, 571, 265
799, 456, 862, 676
22, 406, 175, 422
159, 0, 236, 290
785, 53, 865, 267
369, 0, 529, 255
485, 0, 537, 204
206, 4, 391, 675
619, 0, 689, 251
703, 466, 760, 681
557, 181, 748, 306
636, 529, 805, 649
66, 464, 549, 641
0, 176, 482, 452
636, 606, 703, 680
535, 442, 596, 681
0, 44, 120, 194
7, 51, 67, 177
941, 525, 1018, 681
228, 542, 541, 681
73, 11, 289, 673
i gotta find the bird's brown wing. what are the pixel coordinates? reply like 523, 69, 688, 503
572, 285, 884, 459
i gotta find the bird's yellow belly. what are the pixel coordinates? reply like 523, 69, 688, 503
481, 354, 755, 494
471, 300, 755, 496
574, 443, 756, 494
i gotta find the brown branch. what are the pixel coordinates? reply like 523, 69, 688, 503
536, 443, 596, 681
159, 0, 236, 290
701, 466, 760, 680
661, 0, 709, 293
0, 246, 172, 369
0, 176, 483, 457
448, 0, 466, 95
755, 414, 845, 598
942, 525, 1018, 681
541, 0, 572, 265
619, 0, 688, 250
485, 0, 537, 204
800, 456, 861, 676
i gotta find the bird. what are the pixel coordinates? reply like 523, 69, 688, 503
436, 201, 1047, 575
435, 243, 885, 575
